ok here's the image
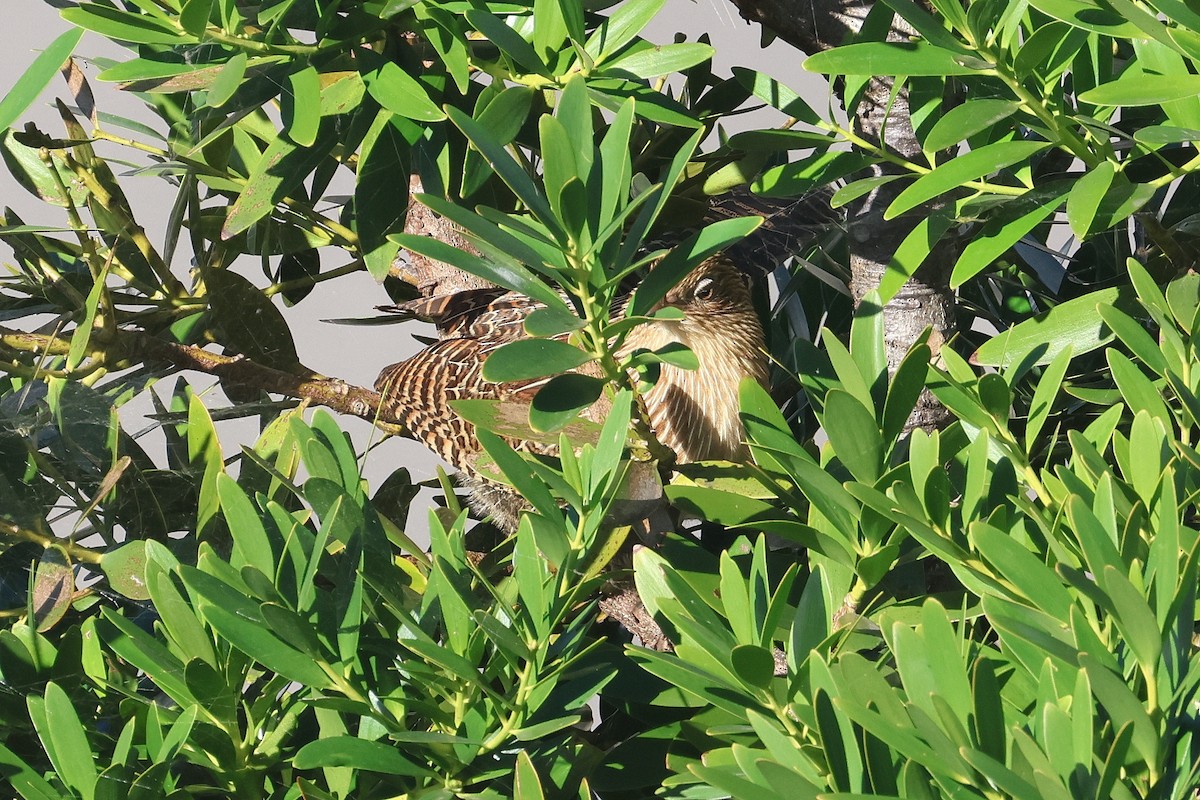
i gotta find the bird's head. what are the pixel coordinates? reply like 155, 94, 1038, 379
657, 256, 756, 326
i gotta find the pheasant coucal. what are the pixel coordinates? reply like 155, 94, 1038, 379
374, 254, 768, 531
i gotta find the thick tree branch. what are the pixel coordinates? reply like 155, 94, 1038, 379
1, 327, 389, 424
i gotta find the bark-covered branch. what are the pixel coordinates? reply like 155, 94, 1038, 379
0, 326, 389, 425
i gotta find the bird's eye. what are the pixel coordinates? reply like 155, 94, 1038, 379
694, 278, 715, 301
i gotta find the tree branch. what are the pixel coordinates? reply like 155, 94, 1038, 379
1, 326, 391, 426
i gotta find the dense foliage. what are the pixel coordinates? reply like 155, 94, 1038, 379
2, 0, 1200, 797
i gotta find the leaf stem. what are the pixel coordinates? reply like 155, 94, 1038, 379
0, 519, 103, 564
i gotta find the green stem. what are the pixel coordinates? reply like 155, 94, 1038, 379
479, 657, 536, 754
824, 122, 1029, 197
978, 58, 1097, 165
262, 260, 362, 298
203, 27, 321, 56
0, 520, 103, 564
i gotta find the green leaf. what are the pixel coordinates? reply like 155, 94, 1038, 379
0, 742, 60, 800
205, 52, 246, 108
951, 187, 1068, 287
183, 568, 333, 688
145, 551, 216, 666
1027, 0, 1144, 36
529, 373, 605, 433
597, 98, 635, 232
1, 130, 87, 207
1109, 350, 1172, 423
284, 66, 321, 146
357, 115, 411, 280
514, 750, 546, 800
391, 232, 569, 314
217, 474, 274, 574
222, 123, 338, 238
585, 0, 667, 63
1014, 22, 1089, 80
976, 372, 1010, 424
482, 338, 594, 382
32, 683, 97, 800
805, 42, 986, 76
753, 150, 872, 197
923, 99, 1019, 152
602, 43, 715, 79
821, 390, 883, 484
629, 649, 754, 717
727, 129, 838, 152
1165, 272, 1200, 329
879, 203, 958, 302
61, 5, 182, 45
972, 523, 1073, 618
616, 126, 703, 268
446, 106, 559, 236
532, 0, 569, 58
411, 193, 557, 276
1066, 161, 1114, 238
462, 86, 534, 197
1134, 124, 1200, 144
1079, 654, 1159, 769
524, 306, 585, 337
971, 286, 1135, 368
0, 28, 84, 131
1099, 305, 1167, 376
100, 540, 150, 601
728, 644, 776, 692
1081, 72, 1200, 106
540, 117, 577, 224
99, 609, 195, 707
888, 141, 1049, 219
32, 547, 72, 633
364, 61, 444, 122
831, 175, 902, 208
475, 429, 560, 517
636, 342, 699, 370
1025, 344, 1072, 451
883, 343, 932, 445
1100, 565, 1162, 676
179, 0, 214, 34
732, 67, 821, 125
466, 9, 548, 76
206, 269, 299, 368
292, 737, 433, 776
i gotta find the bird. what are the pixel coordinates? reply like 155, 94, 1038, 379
373, 254, 769, 531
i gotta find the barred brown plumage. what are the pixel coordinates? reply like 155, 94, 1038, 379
374, 255, 768, 529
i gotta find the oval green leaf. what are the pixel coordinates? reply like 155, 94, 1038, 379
529, 372, 605, 433
0, 28, 84, 131
293, 736, 432, 776
602, 42, 715, 80
971, 285, 1137, 368
1081, 73, 1200, 106
101, 540, 151, 601
805, 42, 986, 76
887, 140, 1049, 219
481, 338, 595, 382
923, 99, 1019, 153
33, 548, 73, 632
364, 62, 444, 122
730, 644, 776, 689
951, 186, 1068, 288
821, 389, 883, 484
